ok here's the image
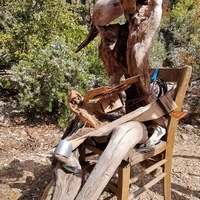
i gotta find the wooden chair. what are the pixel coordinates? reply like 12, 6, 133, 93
79, 66, 192, 200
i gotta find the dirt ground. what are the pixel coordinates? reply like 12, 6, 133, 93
0, 91, 199, 200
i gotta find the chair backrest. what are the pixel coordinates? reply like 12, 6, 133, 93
149, 66, 192, 147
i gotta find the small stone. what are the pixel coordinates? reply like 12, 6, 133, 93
0, 116, 4, 122
20, 130, 27, 137
181, 133, 189, 141
0, 101, 6, 106
185, 124, 193, 132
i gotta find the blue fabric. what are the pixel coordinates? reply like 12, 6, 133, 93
151, 68, 159, 82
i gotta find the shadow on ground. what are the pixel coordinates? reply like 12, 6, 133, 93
0, 159, 52, 200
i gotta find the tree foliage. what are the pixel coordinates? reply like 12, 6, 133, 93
154, 0, 200, 80
170, 0, 200, 79
0, 0, 107, 126
0, 0, 199, 126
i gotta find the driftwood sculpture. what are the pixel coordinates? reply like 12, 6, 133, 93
42, 91, 177, 200
67, 75, 140, 128
41, 0, 165, 199
67, 90, 107, 129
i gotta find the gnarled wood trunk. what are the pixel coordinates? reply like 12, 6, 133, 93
125, 0, 163, 112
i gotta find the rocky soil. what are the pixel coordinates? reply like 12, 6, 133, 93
0, 89, 199, 200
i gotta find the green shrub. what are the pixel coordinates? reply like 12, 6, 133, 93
0, 0, 107, 126
168, 0, 200, 79
150, 30, 167, 68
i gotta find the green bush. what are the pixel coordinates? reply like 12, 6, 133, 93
150, 29, 167, 68
0, 0, 107, 126
167, 0, 200, 79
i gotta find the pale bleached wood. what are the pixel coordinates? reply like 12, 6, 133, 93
92, 0, 123, 26
75, 121, 148, 200
52, 165, 81, 200
41, 150, 82, 200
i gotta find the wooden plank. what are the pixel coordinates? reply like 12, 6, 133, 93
149, 68, 183, 82
100, 94, 123, 113
163, 66, 192, 200
83, 75, 140, 103
85, 144, 103, 155
106, 181, 118, 195
169, 110, 187, 120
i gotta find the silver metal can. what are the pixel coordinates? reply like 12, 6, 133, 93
54, 140, 72, 157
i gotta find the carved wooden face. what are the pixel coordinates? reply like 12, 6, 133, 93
67, 90, 83, 108
97, 24, 121, 50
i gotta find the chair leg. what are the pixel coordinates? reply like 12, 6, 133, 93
163, 158, 172, 200
118, 161, 131, 200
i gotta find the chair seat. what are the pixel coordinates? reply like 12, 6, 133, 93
126, 140, 166, 165
84, 140, 166, 164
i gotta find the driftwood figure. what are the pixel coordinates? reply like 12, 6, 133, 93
41, 0, 164, 199
67, 90, 107, 129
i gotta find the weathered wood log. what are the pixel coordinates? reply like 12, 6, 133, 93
75, 121, 148, 200
41, 150, 82, 200
52, 159, 81, 200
